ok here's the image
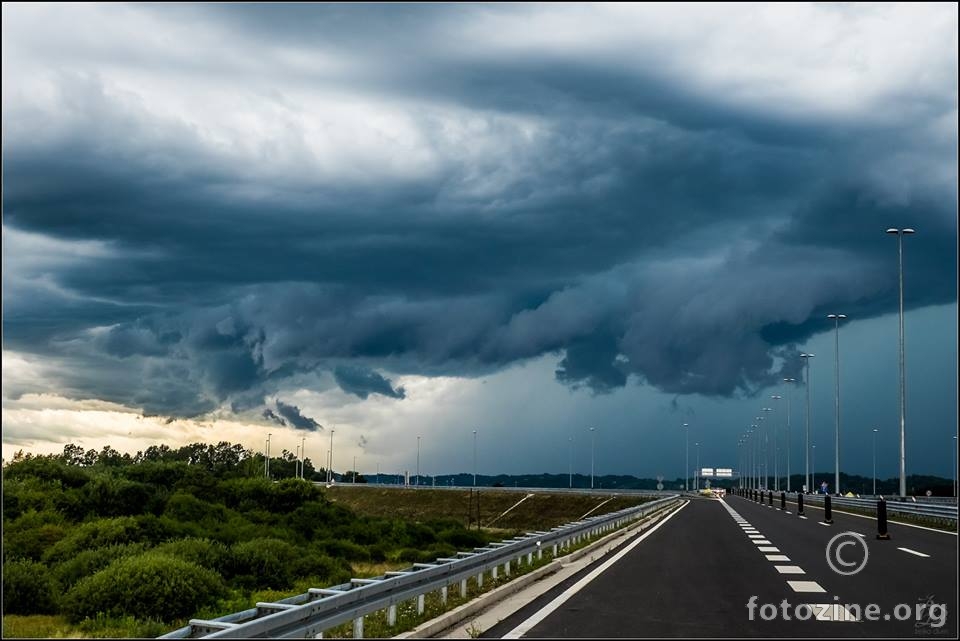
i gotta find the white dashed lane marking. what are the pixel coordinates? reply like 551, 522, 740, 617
774, 565, 805, 574
787, 580, 826, 593
766, 554, 790, 561
897, 547, 930, 558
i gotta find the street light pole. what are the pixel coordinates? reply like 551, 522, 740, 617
886, 228, 914, 498
812, 444, 817, 490
568, 436, 573, 488
760, 412, 772, 489
416, 435, 421, 487
770, 396, 782, 490
953, 435, 958, 498
783, 378, 795, 492
695, 442, 700, 490
473, 430, 478, 487
800, 353, 815, 492
872, 428, 879, 496
265, 433, 271, 479
682, 423, 689, 491
589, 427, 596, 490
329, 429, 335, 483
301, 437, 306, 480
827, 313, 847, 495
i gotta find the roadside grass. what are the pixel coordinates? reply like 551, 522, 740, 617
316, 500, 675, 639
2, 614, 167, 639
320, 526, 608, 638
325, 485, 651, 531
4, 488, 659, 639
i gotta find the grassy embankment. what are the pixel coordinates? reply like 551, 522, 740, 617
3, 450, 641, 638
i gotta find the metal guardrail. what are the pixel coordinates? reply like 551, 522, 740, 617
800, 494, 957, 522
329, 482, 676, 498
160, 494, 681, 639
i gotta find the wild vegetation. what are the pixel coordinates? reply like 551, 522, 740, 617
1, 443, 497, 637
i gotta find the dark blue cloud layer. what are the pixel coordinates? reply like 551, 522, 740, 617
2, 4, 956, 420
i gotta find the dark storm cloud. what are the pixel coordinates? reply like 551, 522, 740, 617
262, 408, 286, 427
333, 366, 406, 400
274, 400, 323, 432
2, 4, 955, 418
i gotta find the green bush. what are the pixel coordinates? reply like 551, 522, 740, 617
61, 552, 226, 623
314, 538, 371, 562
291, 553, 351, 585
164, 492, 227, 523
153, 538, 229, 572
2, 559, 59, 614
3, 510, 68, 560
228, 538, 299, 589
395, 542, 455, 564
42, 516, 143, 564
438, 527, 489, 549
53, 542, 149, 588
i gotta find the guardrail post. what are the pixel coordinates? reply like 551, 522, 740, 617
476, 571, 483, 588
823, 494, 833, 524
780, 492, 786, 510
553, 543, 558, 556
797, 492, 804, 516
353, 615, 364, 639
877, 497, 891, 540
527, 552, 533, 565
492, 565, 499, 580
388, 604, 397, 626
504, 560, 510, 576
460, 579, 467, 598
417, 594, 425, 615
441, 585, 448, 605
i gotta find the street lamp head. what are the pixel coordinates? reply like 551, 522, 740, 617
771, 395, 782, 400
873, 428, 879, 433
783, 377, 795, 383
800, 353, 815, 358
903, 228, 915, 234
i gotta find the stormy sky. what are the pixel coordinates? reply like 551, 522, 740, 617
2, 3, 957, 482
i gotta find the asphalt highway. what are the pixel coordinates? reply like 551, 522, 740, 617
480, 495, 957, 638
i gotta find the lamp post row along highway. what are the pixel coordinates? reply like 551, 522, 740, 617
770, 395, 781, 491
886, 227, 914, 498
783, 378, 795, 492
800, 352, 814, 492
827, 312, 846, 495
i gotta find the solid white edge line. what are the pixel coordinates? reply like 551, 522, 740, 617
897, 547, 931, 558
501, 500, 690, 639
